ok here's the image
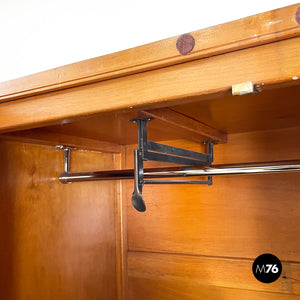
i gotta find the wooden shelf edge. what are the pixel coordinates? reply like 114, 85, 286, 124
0, 37, 299, 134
0, 4, 299, 103
1, 129, 121, 153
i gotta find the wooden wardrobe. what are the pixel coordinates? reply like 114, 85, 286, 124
0, 4, 299, 300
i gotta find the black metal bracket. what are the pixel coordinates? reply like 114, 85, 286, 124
130, 118, 215, 212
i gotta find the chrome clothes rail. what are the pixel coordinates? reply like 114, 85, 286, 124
59, 162, 300, 183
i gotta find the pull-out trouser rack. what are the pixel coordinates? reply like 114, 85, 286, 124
129, 118, 215, 211
57, 118, 300, 212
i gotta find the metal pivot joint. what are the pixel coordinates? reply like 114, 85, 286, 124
130, 118, 214, 212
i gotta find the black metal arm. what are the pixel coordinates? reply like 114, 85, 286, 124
130, 118, 214, 212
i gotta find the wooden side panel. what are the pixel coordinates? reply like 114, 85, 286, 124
125, 127, 300, 299
0, 140, 118, 300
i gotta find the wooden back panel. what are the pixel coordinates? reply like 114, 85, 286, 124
124, 126, 300, 299
0, 140, 119, 300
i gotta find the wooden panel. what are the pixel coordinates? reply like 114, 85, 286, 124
0, 140, 118, 300
43, 111, 221, 145
1, 128, 121, 153
127, 173, 300, 260
127, 278, 300, 300
115, 147, 128, 300
0, 143, 15, 300
0, 4, 299, 102
7, 83, 300, 148
140, 108, 227, 143
172, 84, 300, 134
0, 37, 300, 133
4, 82, 298, 150
213, 126, 300, 165
128, 251, 300, 295
6, 82, 295, 150
125, 127, 300, 261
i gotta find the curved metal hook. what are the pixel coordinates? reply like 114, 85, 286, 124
131, 149, 146, 212
131, 189, 146, 212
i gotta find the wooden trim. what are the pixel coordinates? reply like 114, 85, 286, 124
114, 149, 128, 300
0, 4, 300, 102
1, 129, 121, 153
141, 108, 227, 143
0, 37, 299, 133
128, 279, 299, 300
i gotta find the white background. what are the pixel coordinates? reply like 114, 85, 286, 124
0, 0, 298, 82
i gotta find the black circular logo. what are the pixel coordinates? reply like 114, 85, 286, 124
252, 253, 282, 283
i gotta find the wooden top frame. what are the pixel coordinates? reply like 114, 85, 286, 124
0, 3, 299, 134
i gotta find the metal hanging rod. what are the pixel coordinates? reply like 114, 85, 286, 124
57, 144, 300, 212
59, 162, 300, 183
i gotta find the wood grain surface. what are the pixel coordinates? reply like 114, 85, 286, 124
3, 82, 299, 150
128, 251, 300, 295
0, 5, 299, 300
140, 108, 227, 143
0, 4, 299, 102
114, 147, 128, 300
0, 140, 119, 300
2, 128, 121, 153
38, 110, 224, 146
3, 82, 298, 150
127, 278, 300, 300
172, 84, 300, 134
0, 37, 299, 133
127, 171, 300, 260
124, 127, 300, 299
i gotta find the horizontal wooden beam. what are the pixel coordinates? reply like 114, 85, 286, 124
1, 129, 121, 153
141, 108, 227, 143
0, 37, 299, 133
0, 4, 299, 103
128, 251, 300, 296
